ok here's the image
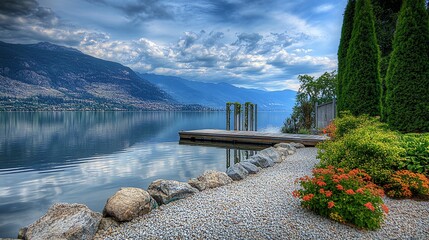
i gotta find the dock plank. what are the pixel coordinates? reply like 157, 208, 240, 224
179, 129, 328, 147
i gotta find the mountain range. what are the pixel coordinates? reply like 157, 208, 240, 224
139, 73, 296, 111
0, 41, 296, 111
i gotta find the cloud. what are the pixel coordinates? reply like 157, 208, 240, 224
85, 0, 173, 23
314, 4, 335, 13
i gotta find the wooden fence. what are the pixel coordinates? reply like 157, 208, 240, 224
315, 99, 336, 129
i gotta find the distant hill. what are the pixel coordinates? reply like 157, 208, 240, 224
139, 73, 296, 111
0, 41, 200, 111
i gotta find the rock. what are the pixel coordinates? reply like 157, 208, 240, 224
274, 147, 289, 162
98, 217, 120, 232
274, 143, 296, 155
240, 161, 260, 174
188, 178, 206, 191
226, 163, 249, 180
17, 227, 27, 239
248, 153, 275, 168
22, 203, 101, 240
196, 170, 233, 189
148, 179, 199, 205
290, 142, 305, 148
103, 187, 158, 222
258, 147, 282, 163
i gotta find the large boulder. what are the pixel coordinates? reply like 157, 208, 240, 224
188, 178, 206, 191
290, 142, 305, 148
226, 163, 249, 180
148, 179, 199, 205
193, 170, 233, 190
274, 143, 297, 155
103, 187, 158, 222
240, 161, 260, 174
21, 203, 101, 240
274, 147, 289, 161
248, 153, 275, 168
258, 147, 283, 163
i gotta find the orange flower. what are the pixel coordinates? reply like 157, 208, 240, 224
356, 188, 364, 194
317, 181, 327, 187
345, 189, 356, 195
327, 201, 335, 209
364, 202, 375, 212
336, 184, 344, 191
302, 194, 314, 201
325, 191, 333, 197
319, 188, 325, 194
381, 204, 389, 214
292, 190, 300, 198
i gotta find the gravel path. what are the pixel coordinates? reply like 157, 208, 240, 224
95, 148, 429, 240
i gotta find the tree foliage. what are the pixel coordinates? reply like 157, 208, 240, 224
282, 71, 336, 133
385, 0, 429, 132
342, 0, 381, 117
337, 0, 356, 113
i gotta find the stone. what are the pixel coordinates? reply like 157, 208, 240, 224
196, 170, 233, 189
290, 142, 305, 148
226, 163, 249, 180
103, 187, 158, 222
258, 147, 283, 163
22, 203, 101, 240
148, 179, 199, 205
98, 217, 120, 232
188, 178, 206, 191
248, 154, 275, 168
274, 147, 289, 161
239, 161, 260, 174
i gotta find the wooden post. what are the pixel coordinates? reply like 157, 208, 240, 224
244, 102, 249, 131
315, 102, 318, 130
250, 104, 254, 131
226, 103, 231, 131
233, 103, 237, 131
254, 104, 258, 131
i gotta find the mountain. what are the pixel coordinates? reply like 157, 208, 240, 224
0, 41, 197, 111
139, 73, 296, 111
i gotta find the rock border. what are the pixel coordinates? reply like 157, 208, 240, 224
17, 142, 304, 239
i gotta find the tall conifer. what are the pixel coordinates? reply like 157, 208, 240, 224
342, 0, 381, 116
385, 0, 429, 132
337, 0, 356, 114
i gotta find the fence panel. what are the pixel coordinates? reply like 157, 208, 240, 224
315, 100, 336, 129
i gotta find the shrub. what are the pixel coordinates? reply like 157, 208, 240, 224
384, 170, 429, 198
399, 134, 429, 176
317, 123, 404, 185
322, 121, 337, 139
293, 166, 387, 230
333, 112, 381, 139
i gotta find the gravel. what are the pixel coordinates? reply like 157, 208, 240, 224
94, 148, 429, 240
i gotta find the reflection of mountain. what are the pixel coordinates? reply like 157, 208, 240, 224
0, 112, 172, 170
139, 73, 297, 110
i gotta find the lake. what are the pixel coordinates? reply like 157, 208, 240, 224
0, 111, 289, 238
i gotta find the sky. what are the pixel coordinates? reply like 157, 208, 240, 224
0, 0, 347, 91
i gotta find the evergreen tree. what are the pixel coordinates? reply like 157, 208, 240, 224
371, 0, 402, 120
342, 0, 381, 116
385, 0, 429, 132
337, 0, 356, 113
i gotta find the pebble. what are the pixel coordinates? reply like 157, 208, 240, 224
94, 148, 429, 240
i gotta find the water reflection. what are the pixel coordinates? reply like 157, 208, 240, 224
0, 111, 288, 238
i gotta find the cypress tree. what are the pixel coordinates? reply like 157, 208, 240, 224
337, 0, 356, 114
385, 0, 429, 132
343, 0, 381, 116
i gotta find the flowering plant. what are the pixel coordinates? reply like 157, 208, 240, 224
293, 166, 388, 230
384, 170, 429, 199
322, 121, 337, 139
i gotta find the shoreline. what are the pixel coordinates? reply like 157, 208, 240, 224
94, 148, 429, 239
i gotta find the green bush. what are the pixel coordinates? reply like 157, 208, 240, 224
399, 134, 429, 175
293, 166, 387, 230
334, 111, 383, 138
317, 120, 404, 185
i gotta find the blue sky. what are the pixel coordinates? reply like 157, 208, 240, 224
0, 0, 347, 91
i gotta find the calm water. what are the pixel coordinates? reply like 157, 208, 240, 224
0, 111, 288, 237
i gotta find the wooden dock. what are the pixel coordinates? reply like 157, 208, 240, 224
179, 129, 328, 147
